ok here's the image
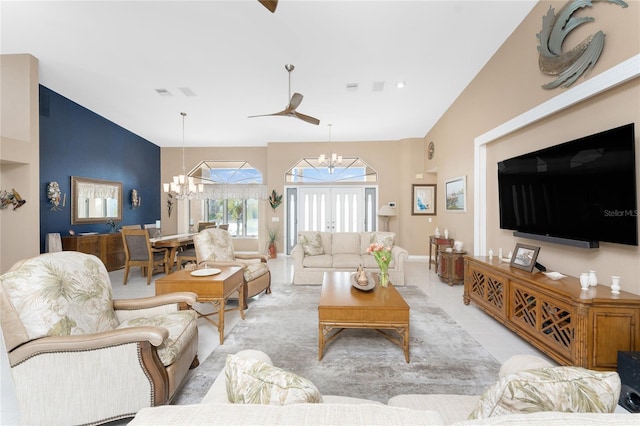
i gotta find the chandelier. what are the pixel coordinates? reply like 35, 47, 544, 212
162, 112, 203, 200
318, 124, 342, 174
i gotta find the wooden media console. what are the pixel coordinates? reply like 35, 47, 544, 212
464, 256, 640, 370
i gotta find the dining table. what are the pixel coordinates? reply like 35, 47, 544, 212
150, 233, 196, 271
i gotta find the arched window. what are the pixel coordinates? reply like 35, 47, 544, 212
189, 161, 266, 237
285, 157, 377, 183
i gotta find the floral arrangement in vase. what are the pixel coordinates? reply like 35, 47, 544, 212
367, 243, 391, 287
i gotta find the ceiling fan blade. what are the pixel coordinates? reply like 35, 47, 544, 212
289, 93, 303, 110
259, 0, 278, 13
248, 110, 287, 119
293, 111, 320, 126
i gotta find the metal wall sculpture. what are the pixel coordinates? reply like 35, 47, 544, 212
537, 0, 628, 90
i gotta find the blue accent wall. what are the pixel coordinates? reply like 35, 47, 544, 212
39, 86, 161, 252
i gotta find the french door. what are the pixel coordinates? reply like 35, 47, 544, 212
285, 186, 377, 253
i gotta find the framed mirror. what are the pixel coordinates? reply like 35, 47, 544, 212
71, 176, 122, 224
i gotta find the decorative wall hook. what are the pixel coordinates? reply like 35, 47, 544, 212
131, 188, 141, 208
269, 189, 282, 212
167, 193, 174, 217
47, 181, 65, 211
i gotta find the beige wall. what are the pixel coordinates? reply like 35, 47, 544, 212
161, 137, 435, 255
424, 1, 640, 294
0, 54, 40, 273
164, 1, 640, 293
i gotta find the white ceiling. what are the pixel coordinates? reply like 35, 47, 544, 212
1, 0, 537, 147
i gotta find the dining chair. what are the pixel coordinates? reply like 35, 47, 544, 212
121, 224, 142, 229
197, 221, 217, 232
144, 223, 161, 238
176, 246, 198, 269
121, 228, 170, 285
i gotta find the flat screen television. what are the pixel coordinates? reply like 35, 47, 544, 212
498, 123, 638, 247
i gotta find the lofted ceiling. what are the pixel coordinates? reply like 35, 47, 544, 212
1, 1, 537, 147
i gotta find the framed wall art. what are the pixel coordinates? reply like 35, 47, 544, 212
510, 243, 540, 272
445, 176, 466, 213
411, 184, 436, 216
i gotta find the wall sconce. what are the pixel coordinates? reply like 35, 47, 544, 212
378, 204, 397, 232
47, 181, 65, 211
131, 189, 141, 208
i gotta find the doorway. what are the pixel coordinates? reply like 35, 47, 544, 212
285, 186, 377, 253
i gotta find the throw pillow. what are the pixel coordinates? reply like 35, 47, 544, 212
468, 366, 621, 419
298, 232, 325, 256
370, 232, 395, 249
498, 354, 554, 379
225, 354, 322, 405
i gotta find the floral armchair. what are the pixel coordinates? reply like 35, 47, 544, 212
0, 251, 199, 425
193, 228, 271, 308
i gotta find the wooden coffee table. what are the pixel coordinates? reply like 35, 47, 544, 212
155, 266, 245, 344
318, 271, 410, 362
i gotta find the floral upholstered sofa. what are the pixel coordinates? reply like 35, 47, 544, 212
130, 351, 638, 425
290, 231, 408, 285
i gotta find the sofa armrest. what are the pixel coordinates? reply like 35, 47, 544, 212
391, 245, 409, 271
235, 253, 269, 263
114, 292, 197, 310
114, 293, 197, 322
8, 326, 168, 366
200, 260, 249, 269
290, 244, 305, 268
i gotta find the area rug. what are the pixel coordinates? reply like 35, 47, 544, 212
172, 284, 500, 404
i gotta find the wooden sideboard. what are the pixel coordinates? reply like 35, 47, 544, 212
464, 256, 640, 370
62, 233, 125, 271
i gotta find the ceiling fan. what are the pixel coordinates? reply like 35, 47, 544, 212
258, 0, 278, 13
249, 64, 320, 126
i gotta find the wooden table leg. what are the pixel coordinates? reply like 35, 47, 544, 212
239, 282, 245, 320
428, 241, 433, 270
218, 298, 225, 344
318, 323, 324, 361
167, 247, 179, 272
403, 325, 410, 363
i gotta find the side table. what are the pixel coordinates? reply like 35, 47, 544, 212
428, 235, 454, 270
438, 250, 466, 285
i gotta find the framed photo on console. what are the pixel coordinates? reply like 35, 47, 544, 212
510, 243, 540, 272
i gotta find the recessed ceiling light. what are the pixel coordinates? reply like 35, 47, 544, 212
178, 87, 197, 97
346, 83, 359, 92
396, 81, 406, 89
372, 81, 385, 92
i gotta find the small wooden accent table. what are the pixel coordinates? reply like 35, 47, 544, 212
318, 271, 410, 363
155, 266, 244, 344
438, 249, 466, 286
428, 235, 453, 270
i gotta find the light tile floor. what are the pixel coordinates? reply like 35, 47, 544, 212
1, 256, 560, 424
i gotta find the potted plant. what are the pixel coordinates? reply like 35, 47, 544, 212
266, 225, 279, 259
